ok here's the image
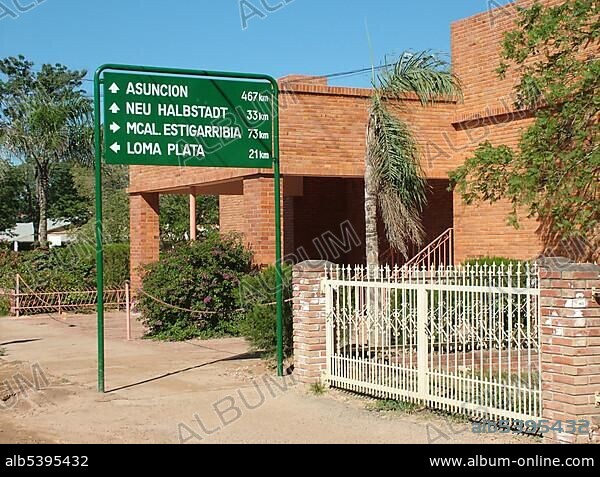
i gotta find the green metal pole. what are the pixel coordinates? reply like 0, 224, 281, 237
272, 82, 283, 377
93, 70, 105, 393
274, 161, 283, 377
92, 64, 281, 384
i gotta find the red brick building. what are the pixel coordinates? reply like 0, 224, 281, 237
128, 0, 559, 290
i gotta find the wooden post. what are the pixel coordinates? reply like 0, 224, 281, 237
15, 274, 20, 318
58, 292, 62, 315
126, 281, 131, 341
189, 193, 197, 241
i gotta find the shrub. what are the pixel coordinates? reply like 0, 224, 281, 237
17, 248, 94, 291
0, 249, 21, 289
462, 256, 528, 268
138, 233, 253, 341
0, 244, 129, 292
0, 298, 9, 316
101, 244, 130, 288
309, 382, 326, 395
238, 264, 293, 358
0, 244, 130, 316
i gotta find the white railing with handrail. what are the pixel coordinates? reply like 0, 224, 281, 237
403, 228, 454, 269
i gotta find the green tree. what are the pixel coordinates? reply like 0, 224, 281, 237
48, 162, 91, 226
365, 52, 461, 267
0, 56, 92, 248
450, 1, 599, 260
11, 162, 37, 225
0, 160, 89, 234
74, 163, 130, 244
0, 160, 24, 231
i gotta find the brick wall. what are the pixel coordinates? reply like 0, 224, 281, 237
128, 84, 456, 193
452, 0, 564, 122
449, 0, 563, 262
219, 195, 244, 235
129, 0, 565, 278
454, 195, 543, 262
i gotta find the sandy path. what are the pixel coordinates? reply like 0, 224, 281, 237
0, 314, 534, 444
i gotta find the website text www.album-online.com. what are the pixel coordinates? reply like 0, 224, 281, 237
430, 455, 595, 468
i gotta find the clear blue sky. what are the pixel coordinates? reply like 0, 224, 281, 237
0, 0, 510, 92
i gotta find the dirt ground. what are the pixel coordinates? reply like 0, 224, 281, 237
0, 312, 535, 444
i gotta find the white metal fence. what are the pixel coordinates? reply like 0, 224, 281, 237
324, 263, 542, 422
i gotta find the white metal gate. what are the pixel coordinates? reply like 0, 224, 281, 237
324, 264, 542, 422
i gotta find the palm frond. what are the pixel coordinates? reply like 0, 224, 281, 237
1, 90, 93, 167
377, 51, 462, 105
368, 97, 428, 208
379, 191, 425, 258
367, 96, 428, 255
364, 51, 463, 262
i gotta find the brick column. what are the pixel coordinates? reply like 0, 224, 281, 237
538, 257, 600, 444
292, 261, 333, 384
129, 193, 160, 293
243, 176, 276, 265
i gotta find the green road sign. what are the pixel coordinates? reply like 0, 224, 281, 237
103, 71, 274, 168
94, 64, 284, 394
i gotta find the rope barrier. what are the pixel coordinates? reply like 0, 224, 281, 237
14, 273, 291, 319
137, 288, 292, 317
18, 274, 57, 310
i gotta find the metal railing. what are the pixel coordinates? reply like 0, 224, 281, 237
403, 228, 454, 269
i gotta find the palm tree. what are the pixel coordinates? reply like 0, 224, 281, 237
365, 52, 462, 269
0, 91, 92, 248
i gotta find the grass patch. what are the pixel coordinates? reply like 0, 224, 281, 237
369, 399, 421, 414
309, 382, 327, 395
368, 399, 471, 423
430, 408, 471, 424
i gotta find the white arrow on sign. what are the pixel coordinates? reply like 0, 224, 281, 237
109, 103, 120, 114
109, 122, 120, 133
109, 142, 121, 153
108, 83, 120, 94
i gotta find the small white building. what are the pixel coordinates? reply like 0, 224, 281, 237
0, 220, 74, 251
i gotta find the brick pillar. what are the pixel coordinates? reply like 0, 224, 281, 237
243, 176, 278, 266
129, 193, 160, 293
292, 260, 333, 384
538, 257, 600, 444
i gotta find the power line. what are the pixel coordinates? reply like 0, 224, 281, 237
25, 58, 398, 87
281, 62, 395, 85
25, 61, 396, 99
53, 62, 394, 91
